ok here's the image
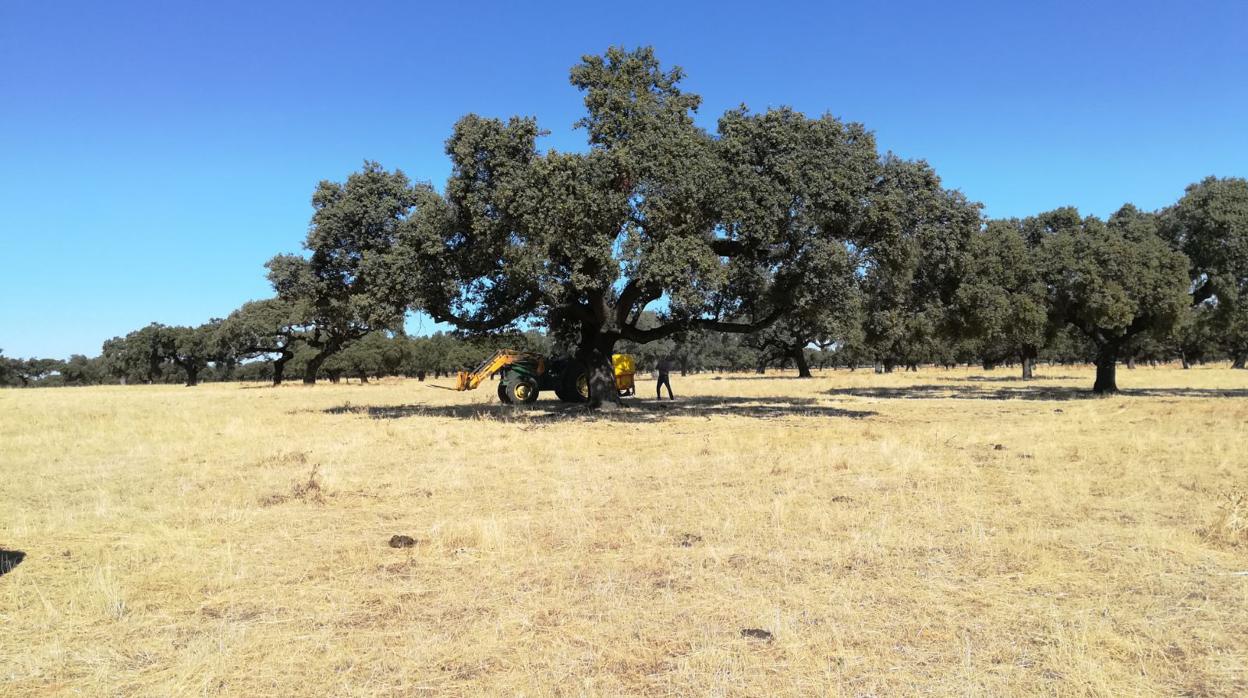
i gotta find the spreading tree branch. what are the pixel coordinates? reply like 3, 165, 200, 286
618, 307, 787, 344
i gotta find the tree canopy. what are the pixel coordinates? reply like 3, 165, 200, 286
957, 218, 1052, 378
1043, 206, 1190, 392
396, 47, 881, 405
860, 157, 981, 372
267, 162, 418, 383
1162, 176, 1248, 366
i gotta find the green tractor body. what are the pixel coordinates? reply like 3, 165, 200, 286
497, 355, 635, 404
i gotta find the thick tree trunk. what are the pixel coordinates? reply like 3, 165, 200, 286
792, 348, 812, 378
883, 359, 895, 373
272, 350, 292, 386
1126, 356, 1136, 370
1093, 346, 1119, 394
1232, 352, 1246, 369
1021, 347, 1037, 380
303, 343, 340, 385
577, 332, 621, 409
172, 358, 200, 387
1180, 353, 1191, 370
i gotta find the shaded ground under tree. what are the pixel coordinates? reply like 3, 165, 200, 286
825, 384, 1248, 401
319, 395, 876, 423
0, 550, 25, 577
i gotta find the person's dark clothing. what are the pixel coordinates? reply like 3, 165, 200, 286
656, 359, 674, 399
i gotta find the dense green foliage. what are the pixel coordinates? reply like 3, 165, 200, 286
266, 162, 417, 383
859, 157, 981, 372
1161, 176, 1248, 367
955, 218, 1050, 377
393, 48, 880, 405
1042, 206, 1190, 392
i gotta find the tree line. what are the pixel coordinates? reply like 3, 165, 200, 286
0, 329, 553, 388
4, 47, 1245, 400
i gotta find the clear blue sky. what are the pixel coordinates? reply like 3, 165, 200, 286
2, 1, 1245, 358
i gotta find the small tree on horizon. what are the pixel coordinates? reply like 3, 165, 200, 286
102, 323, 170, 384
218, 298, 311, 385
164, 322, 223, 387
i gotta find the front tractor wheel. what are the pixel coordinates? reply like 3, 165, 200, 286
506, 377, 539, 405
497, 380, 512, 404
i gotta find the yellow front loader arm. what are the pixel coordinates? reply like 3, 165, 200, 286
454, 350, 541, 391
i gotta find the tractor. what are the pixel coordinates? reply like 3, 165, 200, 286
454, 350, 636, 404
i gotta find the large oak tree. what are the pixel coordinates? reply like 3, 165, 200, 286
267, 162, 417, 383
1042, 206, 1189, 393
859, 158, 981, 372
1161, 176, 1248, 367
398, 47, 880, 406
218, 298, 311, 385
956, 218, 1051, 379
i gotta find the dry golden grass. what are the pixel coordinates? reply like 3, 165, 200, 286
2, 365, 1247, 696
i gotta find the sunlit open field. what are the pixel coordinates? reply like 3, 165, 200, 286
2, 366, 1247, 696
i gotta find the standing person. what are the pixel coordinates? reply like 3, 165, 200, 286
656, 356, 674, 400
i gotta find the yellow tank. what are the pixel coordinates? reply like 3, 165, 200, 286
612, 354, 636, 394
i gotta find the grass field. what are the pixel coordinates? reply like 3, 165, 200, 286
2, 365, 1247, 696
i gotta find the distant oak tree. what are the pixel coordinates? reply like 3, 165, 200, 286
957, 218, 1052, 379
1043, 206, 1189, 393
1162, 176, 1248, 367
267, 162, 416, 384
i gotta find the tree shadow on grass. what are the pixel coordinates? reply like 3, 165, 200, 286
710, 374, 820, 381
714, 372, 1087, 383
952, 374, 1082, 383
321, 395, 876, 423
826, 384, 1248, 401
0, 550, 25, 577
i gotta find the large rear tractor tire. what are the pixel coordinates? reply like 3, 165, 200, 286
560, 365, 589, 403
